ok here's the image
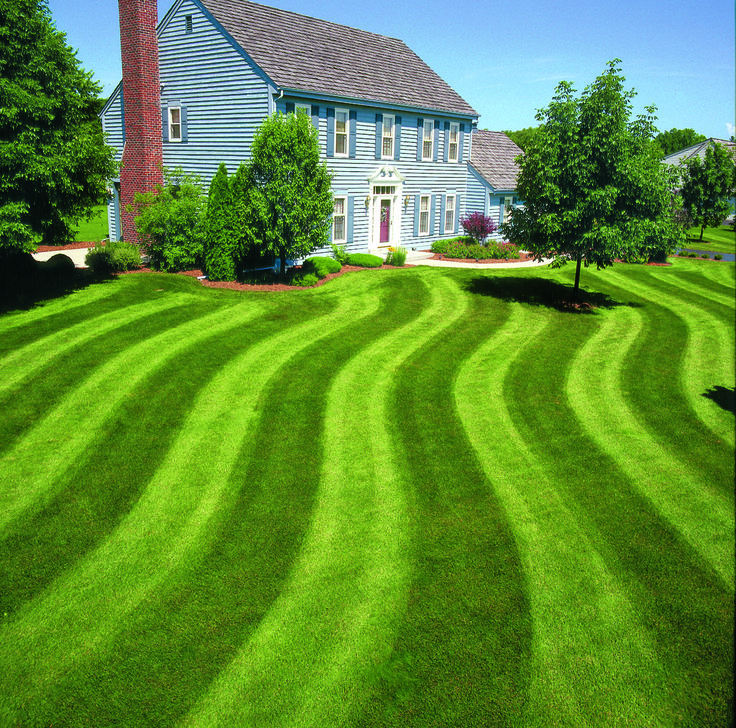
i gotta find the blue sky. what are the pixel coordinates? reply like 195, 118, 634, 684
48, 0, 734, 139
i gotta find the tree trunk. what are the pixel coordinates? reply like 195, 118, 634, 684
573, 256, 582, 301
279, 247, 287, 281
699, 225, 705, 242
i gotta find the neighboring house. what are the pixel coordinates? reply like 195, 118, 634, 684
662, 137, 736, 218
103, 0, 480, 254
465, 130, 523, 239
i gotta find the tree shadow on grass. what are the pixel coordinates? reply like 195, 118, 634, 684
464, 276, 639, 313
702, 386, 735, 415
0, 253, 101, 314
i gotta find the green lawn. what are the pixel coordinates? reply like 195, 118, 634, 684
685, 225, 735, 254
0, 260, 733, 726
73, 203, 109, 242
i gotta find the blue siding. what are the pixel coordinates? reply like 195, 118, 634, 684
101, 0, 478, 253
157, 0, 269, 177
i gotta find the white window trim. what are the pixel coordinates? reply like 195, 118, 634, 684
333, 196, 347, 243
448, 122, 459, 162
444, 194, 456, 233
419, 194, 430, 236
334, 108, 349, 158
168, 106, 182, 142
503, 196, 513, 224
422, 119, 434, 161
381, 114, 394, 159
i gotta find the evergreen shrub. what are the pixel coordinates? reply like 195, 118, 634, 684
302, 256, 341, 278
346, 253, 383, 268
85, 240, 141, 274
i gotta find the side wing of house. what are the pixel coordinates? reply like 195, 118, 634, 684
101, 0, 274, 240
275, 95, 475, 254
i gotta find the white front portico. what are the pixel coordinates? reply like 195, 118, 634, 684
367, 166, 405, 253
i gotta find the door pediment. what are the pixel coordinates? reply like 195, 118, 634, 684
367, 165, 405, 184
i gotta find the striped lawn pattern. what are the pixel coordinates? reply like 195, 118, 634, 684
0, 262, 733, 726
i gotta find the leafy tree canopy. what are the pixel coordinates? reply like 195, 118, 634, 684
0, 0, 116, 254
655, 128, 707, 157
502, 127, 540, 152
503, 60, 684, 298
680, 141, 736, 240
243, 111, 333, 279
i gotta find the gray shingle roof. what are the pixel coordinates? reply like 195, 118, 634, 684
662, 138, 736, 167
469, 130, 522, 191
199, 0, 478, 117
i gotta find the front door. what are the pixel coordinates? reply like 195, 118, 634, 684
380, 199, 391, 244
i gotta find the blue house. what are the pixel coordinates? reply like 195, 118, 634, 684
466, 130, 523, 239
102, 0, 482, 255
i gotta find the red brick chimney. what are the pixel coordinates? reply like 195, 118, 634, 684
118, 0, 163, 243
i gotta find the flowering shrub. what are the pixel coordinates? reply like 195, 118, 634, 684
432, 237, 521, 260
461, 212, 497, 244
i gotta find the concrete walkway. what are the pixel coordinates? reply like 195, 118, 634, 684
33, 247, 92, 267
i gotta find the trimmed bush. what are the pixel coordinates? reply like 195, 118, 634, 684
346, 253, 383, 268
40, 253, 75, 276
700, 253, 709, 259
302, 256, 341, 278
291, 272, 319, 287
714, 254, 723, 260
85, 240, 141, 274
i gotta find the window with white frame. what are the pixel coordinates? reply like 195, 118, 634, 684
445, 194, 455, 233
448, 122, 459, 162
295, 103, 311, 116
333, 197, 347, 242
419, 195, 430, 235
503, 196, 513, 223
335, 109, 348, 157
382, 114, 394, 158
168, 107, 182, 142
422, 119, 434, 160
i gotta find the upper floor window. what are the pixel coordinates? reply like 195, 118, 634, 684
445, 194, 455, 233
448, 122, 459, 162
333, 197, 347, 242
168, 107, 182, 142
382, 114, 395, 159
335, 109, 349, 157
422, 119, 434, 161
419, 195, 430, 235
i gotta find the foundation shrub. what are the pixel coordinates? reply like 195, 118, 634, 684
346, 253, 383, 268
302, 256, 341, 278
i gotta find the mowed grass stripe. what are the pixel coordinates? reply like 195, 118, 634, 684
355, 273, 530, 726
0, 284, 371, 718
506, 274, 733, 725
0, 301, 265, 535
0, 294, 192, 394
598, 266, 735, 454
456, 307, 668, 726
184, 270, 459, 727
566, 303, 734, 588
20, 273, 393, 726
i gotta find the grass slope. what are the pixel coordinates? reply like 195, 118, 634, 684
0, 262, 733, 726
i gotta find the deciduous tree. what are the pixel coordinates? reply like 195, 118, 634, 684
655, 128, 706, 157
503, 60, 683, 299
0, 0, 116, 254
244, 112, 333, 279
680, 142, 735, 241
